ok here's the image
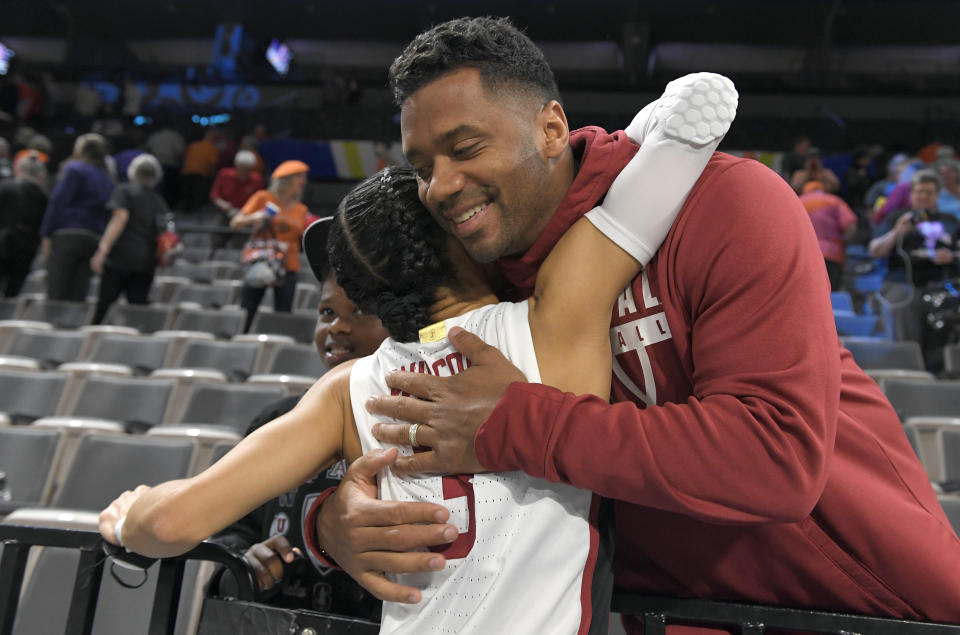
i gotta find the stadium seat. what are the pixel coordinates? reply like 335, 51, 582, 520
19, 269, 46, 295
904, 418, 960, 483
247, 373, 317, 396
175, 383, 286, 434
250, 310, 317, 344
65, 375, 176, 431
883, 379, 960, 421
170, 307, 246, 340
87, 333, 171, 375
50, 433, 194, 510
150, 275, 192, 304
833, 311, 879, 337
232, 333, 296, 373
0, 319, 52, 354
2, 438, 204, 635
266, 342, 328, 378
5, 328, 86, 369
294, 282, 320, 310
30, 417, 126, 500
147, 425, 241, 475
0, 370, 69, 424
171, 283, 236, 308
939, 495, 960, 538
841, 337, 925, 370
19, 298, 94, 329
212, 247, 243, 262
175, 339, 261, 382
0, 356, 41, 372
866, 369, 935, 391
102, 303, 174, 333
938, 427, 960, 491
175, 245, 212, 263
76, 324, 140, 359
830, 291, 854, 313
945, 344, 960, 375
0, 297, 22, 320
0, 427, 62, 506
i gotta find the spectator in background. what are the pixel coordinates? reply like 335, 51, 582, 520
936, 159, 960, 219
90, 154, 167, 324
790, 147, 839, 194
180, 128, 219, 211
145, 122, 185, 208
843, 147, 875, 214
866, 153, 909, 212
210, 150, 264, 221
0, 152, 48, 296
779, 135, 811, 180
870, 170, 958, 287
239, 134, 265, 174
230, 160, 310, 332
13, 134, 52, 166
40, 133, 114, 301
800, 180, 858, 291
0, 137, 12, 180
209, 250, 386, 618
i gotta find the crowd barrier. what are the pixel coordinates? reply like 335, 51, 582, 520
2, 525, 958, 635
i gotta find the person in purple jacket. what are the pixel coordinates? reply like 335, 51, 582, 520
40, 133, 114, 301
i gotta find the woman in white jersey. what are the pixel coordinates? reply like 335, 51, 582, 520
99, 73, 736, 634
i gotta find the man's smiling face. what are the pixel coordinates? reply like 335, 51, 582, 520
400, 68, 558, 263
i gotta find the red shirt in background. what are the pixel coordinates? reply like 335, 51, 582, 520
210, 167, 264, 210
800, 188, 858, 263
482, 127, 960, 631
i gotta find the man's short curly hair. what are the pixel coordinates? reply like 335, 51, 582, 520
389, 16, 559, 106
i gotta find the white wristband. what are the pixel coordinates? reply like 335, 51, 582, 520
113, 514, 127, 549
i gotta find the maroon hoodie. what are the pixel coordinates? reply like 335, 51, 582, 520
481, 127, 960, 630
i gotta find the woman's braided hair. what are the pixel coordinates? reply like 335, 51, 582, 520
327, 165, 456, 342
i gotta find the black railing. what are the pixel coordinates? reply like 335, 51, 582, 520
3, 525, 958, 635
614, 593, 960, 634
0, 525, 257, 635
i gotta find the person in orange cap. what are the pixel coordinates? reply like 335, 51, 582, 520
231, 159, 311, 331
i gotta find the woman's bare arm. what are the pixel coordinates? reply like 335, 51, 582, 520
99, 361, 360, 558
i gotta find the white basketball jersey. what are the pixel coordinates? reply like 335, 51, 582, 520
351, 301, 597, 635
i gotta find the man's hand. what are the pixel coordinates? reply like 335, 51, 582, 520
367, 327, 527, 475
932, 247, 955, 266
893, 212, 916, 236
244, 535, 301, 591
99, 485, 150, 545
316, 448, 457, 603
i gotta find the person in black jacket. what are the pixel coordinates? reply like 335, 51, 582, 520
0, 152, 48, 296
91, 153, 168, 323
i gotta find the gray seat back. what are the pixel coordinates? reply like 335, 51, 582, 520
171, 284, 234, 308
0, 370, 68, 423
842, 338, 925, 371
70, 375, 175, 429
8, 329, 86, 368
269, 343, 327, 377
91, 334, 170, 375
251, 311, 318, 344
21, 300, 93, 329
179, 383, 286, 433
103, 304, 173, 333
52, 434, 194, 510
172, 308, 245, 340
178, 340, 260, 382
883, 380, 960, 421
0, 427, 60, 504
